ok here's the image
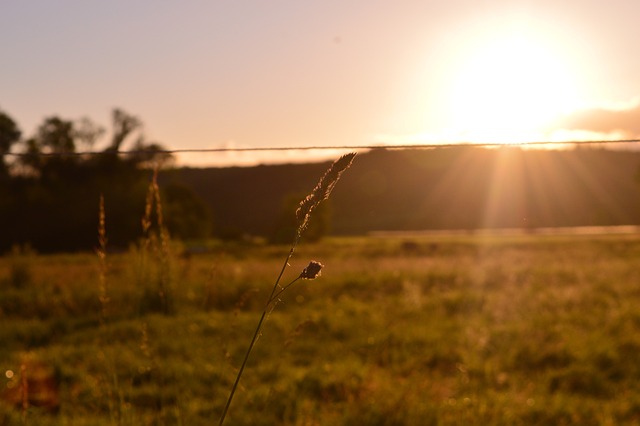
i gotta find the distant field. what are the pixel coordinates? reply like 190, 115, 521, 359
2, 234, 640, 425
370, 224, 640, 237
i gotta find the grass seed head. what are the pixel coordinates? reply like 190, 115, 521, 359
296, 152, 356, 236
300, 260, 323, 280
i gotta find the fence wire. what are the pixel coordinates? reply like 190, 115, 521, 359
4, 138, 640, 158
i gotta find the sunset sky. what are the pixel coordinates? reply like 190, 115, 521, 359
2, 1, 640, 166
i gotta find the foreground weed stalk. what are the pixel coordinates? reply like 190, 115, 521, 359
218, 153, 356, 426
96, 196, 121, 423
138, 167, 174, 315
97, 194, 109, 324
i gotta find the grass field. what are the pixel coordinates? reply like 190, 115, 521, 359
2, 234, 640, 425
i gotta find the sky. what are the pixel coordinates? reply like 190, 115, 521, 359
2, 1, 640, 166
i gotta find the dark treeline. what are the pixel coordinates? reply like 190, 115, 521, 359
168, 146, 640, 237
161, 162, 332, 239
0, 108, 210, 253
4, 102, 640, 253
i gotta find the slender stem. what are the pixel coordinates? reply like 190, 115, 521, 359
218, 245, 298, 425
267, 276, 301, 308
217, 309, 267, 426
269, 246, 295, 301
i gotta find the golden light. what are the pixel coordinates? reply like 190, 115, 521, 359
444, 28, 584, 143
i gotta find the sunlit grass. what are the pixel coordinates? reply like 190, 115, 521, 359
1, 234, 640, 424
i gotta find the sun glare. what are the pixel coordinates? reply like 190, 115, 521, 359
445, 29, 583, 143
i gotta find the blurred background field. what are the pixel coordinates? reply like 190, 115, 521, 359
2, 234, 640, 425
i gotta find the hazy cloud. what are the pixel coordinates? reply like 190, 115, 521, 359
175, 144, 350, 167
555, 102, 640, 135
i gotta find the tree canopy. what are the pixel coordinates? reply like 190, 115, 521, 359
0, 108, 211, 253
0, 109, 21, 177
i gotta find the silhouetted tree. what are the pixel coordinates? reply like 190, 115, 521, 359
128, 139, 174, 169
110, 108, 141, 151
97, 108, 172, 171
17, 116, 79, 179
0, 109, 21, 177
38, 116, 75, 154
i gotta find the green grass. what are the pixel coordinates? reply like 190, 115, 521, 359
2, 234, 640, 425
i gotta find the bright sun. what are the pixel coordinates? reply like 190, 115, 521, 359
445, 29, 583, 142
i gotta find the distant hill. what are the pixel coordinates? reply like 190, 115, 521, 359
163, 147, 640, 237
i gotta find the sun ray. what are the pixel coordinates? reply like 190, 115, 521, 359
481, 148, 529, 229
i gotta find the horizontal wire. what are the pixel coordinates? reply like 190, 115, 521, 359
3, 138, 640, 158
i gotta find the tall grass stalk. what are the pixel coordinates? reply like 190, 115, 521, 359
138, 167, 174, 315
97, 194, 109, 324
218, 153, 356, 425
96, 195, 125, 425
